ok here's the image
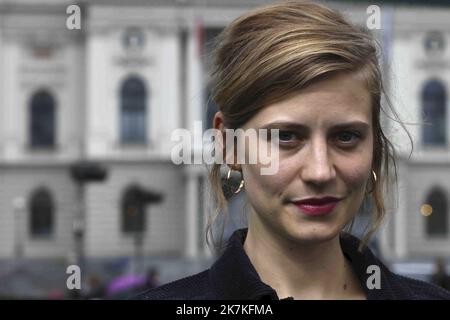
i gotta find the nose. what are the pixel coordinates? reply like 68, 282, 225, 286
300, 136, 336, 186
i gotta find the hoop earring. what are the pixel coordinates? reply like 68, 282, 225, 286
226, 167, 245, 194
366, 170, 377, 194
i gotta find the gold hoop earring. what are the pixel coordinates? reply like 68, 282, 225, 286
226, 167, 245, 194
366, 170, 377, 194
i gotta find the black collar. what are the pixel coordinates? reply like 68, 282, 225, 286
209, 228, 397, 300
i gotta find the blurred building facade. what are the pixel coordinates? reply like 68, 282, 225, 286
0, 0, 449, 296
0, 0, 227, 283
373, 2, 450, 261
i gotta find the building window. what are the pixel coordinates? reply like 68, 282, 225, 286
422, 79, 447, 147
29, 188, 54, 237
120, 76, 147, 144
425, 187, 448, 237
121, 185, 146, 234
29, 90, 56, 148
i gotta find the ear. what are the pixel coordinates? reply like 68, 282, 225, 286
212, 111, 242, 171
212, 111, 225, 131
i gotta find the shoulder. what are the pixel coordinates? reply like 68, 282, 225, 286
388, 272, 450, 300
339, 233, 450, 299
131, 269, 216, 300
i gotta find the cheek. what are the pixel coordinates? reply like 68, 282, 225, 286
242, 157, 298, 200
243, 163, 293, 199
338, 154, 372, 190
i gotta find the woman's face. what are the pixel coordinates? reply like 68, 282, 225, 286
240, 71, 374, 245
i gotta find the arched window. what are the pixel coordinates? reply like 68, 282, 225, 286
29, 90, 56, 147
120, 76, 147, 144
121, 185, 146, 233
425, 187, 448, 237
29, 188, 54, 237
422, 79, 447, 146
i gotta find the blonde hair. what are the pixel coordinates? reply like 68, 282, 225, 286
206, 0, 412, 252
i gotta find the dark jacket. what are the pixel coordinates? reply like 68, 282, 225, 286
134, 228, 450, 300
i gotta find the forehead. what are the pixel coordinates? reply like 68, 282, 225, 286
246, 72, 372, 127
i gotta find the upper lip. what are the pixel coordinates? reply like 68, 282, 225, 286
292, 196, 343, 205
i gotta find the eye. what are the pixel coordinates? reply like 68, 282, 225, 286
336, 131, 361, 144
278, 130, 297, 142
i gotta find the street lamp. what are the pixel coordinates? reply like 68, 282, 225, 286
126, 185, 163, 275
12, 196, 26, 261
69, 161, 108, 287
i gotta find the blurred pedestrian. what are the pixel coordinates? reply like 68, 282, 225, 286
84, 274, 106, 299
144, 267, 160, 290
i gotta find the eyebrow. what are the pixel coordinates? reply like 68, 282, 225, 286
260, 120, 371, 132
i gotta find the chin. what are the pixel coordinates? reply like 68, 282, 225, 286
278, 204, 351, 245
284, 222, 343, 245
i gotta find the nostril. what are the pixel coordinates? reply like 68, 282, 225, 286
300, 166, 335, 184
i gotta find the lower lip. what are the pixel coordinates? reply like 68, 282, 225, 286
294, 201, 340, 216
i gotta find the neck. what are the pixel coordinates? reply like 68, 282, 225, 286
243, 219, 364, 299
